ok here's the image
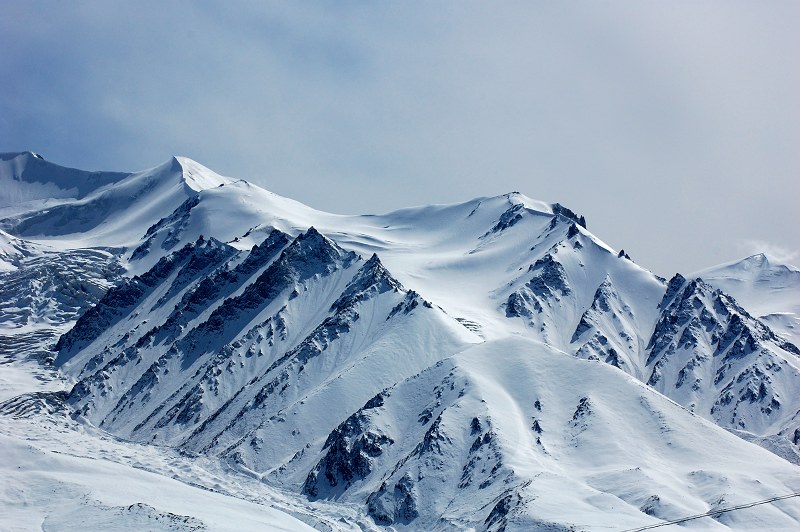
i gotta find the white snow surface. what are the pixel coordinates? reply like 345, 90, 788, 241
694, 253, 800, 347
2, 153, 800, 530
0, 358, 365, 531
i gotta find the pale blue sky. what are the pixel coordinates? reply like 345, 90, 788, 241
2, 1, 798, 275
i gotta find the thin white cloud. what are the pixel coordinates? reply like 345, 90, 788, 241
737, 240, 799, 265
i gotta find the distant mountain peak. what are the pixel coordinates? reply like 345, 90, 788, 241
0, 151, 130, 208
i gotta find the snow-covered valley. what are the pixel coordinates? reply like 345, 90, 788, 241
2, 150, 800, 530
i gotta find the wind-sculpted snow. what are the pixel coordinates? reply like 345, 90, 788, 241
130, 196, 201, 260
0, 151, 129, 210
5, 153, 800, 529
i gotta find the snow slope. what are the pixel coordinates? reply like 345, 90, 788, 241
298, 337, 800, 530
0, 356, 363, 531
3, 153, 800, 530
0, 153, 232, 259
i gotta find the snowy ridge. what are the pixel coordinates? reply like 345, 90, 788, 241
2, 153, 800, 530
645, 274, 800, 439
296, 338, 800, 530
0, 151, 130, 212
694, 253, 800, 348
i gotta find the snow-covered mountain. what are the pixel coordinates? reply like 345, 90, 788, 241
694, 253, 800, 348
2, 151, 800, 530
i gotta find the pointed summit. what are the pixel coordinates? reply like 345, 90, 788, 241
172, 156, 233, 191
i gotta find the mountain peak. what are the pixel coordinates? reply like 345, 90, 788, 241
695, 253, 800, 278
170, 156, 233, 192
0, 151, 40, 162
735, 252, 800, 274
737, 252, 772, 270
0, 151, 131, 208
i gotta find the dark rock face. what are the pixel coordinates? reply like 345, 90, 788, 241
484, 492, 523, 532
571, 277, 637, 370
552, 202, 587, 228
645, 274, 800, 432
131, 195, 201, 260
505, 291, 534, 318
178, 227, 356, 362
567, 222, 580, 239
55, 236, 234, 365
367, 473, 419, 525
387, 290, 430, 320
504, 254, 572, 337
489, 204, 525, 234
303, 395, 394, 498
247, 253, 406, 388
331, 253, 401, 315
144, 229, 290, 346
527, 254, 571, 299
89, 229, 366, 438
460, 425, 504, 490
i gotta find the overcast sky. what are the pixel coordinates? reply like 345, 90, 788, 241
1, 1, 798, 276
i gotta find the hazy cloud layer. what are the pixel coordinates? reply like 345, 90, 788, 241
1, 1, 798, 275
738, 240, 799, 265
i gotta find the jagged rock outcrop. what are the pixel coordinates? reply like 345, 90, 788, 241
552, 202, 587, 228
56, 236, 234, 365
645, 274, 800, 437
304, 393, 393, 498
505, 253, 571, 320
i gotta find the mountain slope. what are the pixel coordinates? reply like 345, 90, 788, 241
645, 275, 800, 438
695, 253, 800, 347
3, 153, 800, 530
58, 228, 478, 460
296, 338, 800, 530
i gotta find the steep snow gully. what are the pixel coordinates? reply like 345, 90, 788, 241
2, 151, 800, 531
